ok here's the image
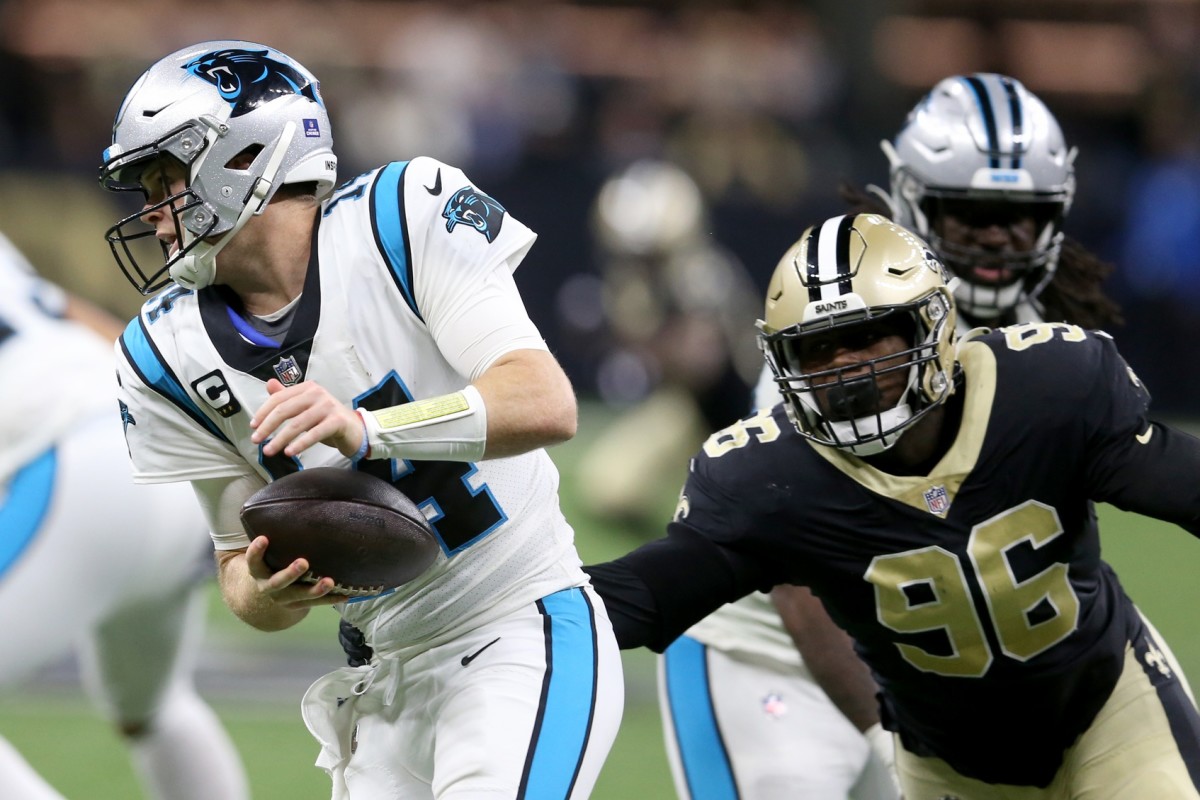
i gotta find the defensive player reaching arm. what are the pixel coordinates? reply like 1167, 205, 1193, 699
98, 40, 620, 800
0, 234, 248, 800
586, 213, 1200, 799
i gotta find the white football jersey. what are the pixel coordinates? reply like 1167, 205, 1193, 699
0, 233, 114, 485
114, 157, 586, 653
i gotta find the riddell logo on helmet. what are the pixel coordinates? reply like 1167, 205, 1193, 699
814, 300, 848, 314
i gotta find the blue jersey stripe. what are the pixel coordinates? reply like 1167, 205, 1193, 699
120, 317, 231, 444
519, 588, 600, 799
663, 635, 739, 800
0, 448, 56, 577
369, 161, 421, 321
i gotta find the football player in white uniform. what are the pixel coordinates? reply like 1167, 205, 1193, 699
98, 41, 622, 800
0, 234, 248, 799
660, 73, 1121, 799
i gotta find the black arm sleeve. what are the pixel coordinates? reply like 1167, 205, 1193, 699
1079, 337, 1200, 535
584, 525, 757, 653
1093, 420, 1200, 536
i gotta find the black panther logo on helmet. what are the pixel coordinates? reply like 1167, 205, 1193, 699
183, 48, 321, 117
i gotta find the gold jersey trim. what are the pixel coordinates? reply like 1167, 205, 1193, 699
806, 339, 997, 515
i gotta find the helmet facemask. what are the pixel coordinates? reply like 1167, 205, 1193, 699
894, 165, 1069, 320
101, 120, 299, 294
761, 291, 954, 457
100, 126, 218, 295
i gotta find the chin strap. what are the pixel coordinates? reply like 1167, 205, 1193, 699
169, 121, 298, 291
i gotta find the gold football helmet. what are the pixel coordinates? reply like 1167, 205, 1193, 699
758, 214, 957, 455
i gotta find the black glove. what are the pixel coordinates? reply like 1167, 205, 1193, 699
338, 618, 374, 667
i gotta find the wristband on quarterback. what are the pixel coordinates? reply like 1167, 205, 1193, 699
356, 384, 487, 462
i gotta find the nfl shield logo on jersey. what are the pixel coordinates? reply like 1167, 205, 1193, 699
923, 484, 951, 517
273, 355, 304, 386
761, 693, 788, 719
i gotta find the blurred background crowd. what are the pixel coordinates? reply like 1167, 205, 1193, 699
2, 0, 1197, 417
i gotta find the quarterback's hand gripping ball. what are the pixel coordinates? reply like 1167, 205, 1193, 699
240, 468, 439, 596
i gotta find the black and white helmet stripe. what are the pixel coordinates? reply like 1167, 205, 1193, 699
960, 74, 1027, 170
885, 73, 1075, 319
803, 214, 857, 304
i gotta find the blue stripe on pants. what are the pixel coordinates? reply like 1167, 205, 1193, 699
663, 635, 739, 800
520, 588, 600, 799
0, 448, 57, 577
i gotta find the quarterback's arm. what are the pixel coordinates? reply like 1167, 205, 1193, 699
253, 347, 576, 462
771, 584, 882, 733
472, 347, 576, 457
253, 271, 574, 462
195, 475, 347, 631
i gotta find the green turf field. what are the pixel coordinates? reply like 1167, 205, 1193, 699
2, 404, 1197, 798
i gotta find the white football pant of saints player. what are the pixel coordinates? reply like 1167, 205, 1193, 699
0, 238, 248, 800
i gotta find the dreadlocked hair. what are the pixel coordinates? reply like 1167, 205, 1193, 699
838, 181, 893, 217
1037, 237, 1123, 331
836, 181, 1123, 331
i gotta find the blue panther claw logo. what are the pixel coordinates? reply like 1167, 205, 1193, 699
184, 48, 321, 117
442, 187, 506, 243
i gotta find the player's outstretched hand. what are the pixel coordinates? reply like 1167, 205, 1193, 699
250, 378, 364, 459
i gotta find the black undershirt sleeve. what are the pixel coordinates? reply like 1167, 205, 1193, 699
1093, 420, 1200, 536
584, 524, 762, 653
1082, 339, 1200, 535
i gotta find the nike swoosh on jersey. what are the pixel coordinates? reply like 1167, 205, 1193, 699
424, 168, 442, 196
460, 636, 500, 666
1136, 426, 1154, 445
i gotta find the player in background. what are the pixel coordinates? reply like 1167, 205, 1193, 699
0, 233, 248, 800
98, 41, 621, 799
588, 212, 1200, 798
576, 159, 760, 531
657, 73, 1123, 799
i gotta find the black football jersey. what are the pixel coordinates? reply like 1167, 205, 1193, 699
589, 324, 1200, 786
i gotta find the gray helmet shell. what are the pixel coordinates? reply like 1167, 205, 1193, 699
884, 73, 1076, 319
99, 41, 337, 293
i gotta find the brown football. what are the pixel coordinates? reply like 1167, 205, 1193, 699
240, 467, 440, 596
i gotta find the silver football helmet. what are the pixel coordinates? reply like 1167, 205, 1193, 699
758, 214, 957, 456
884, 73, 1076, 319
99, 41, 338, 294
